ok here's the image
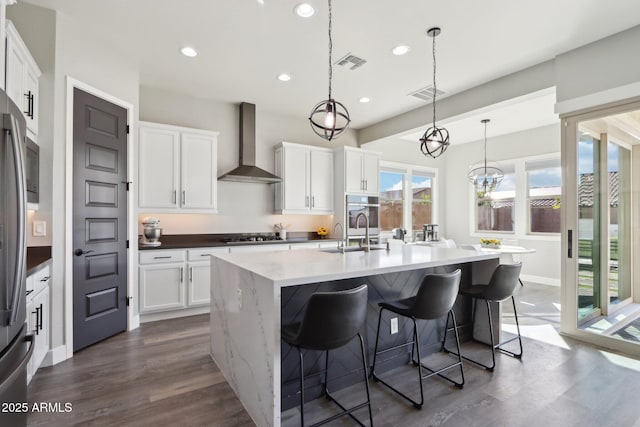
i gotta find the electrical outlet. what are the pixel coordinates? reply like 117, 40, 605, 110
390, 317, 398, 334
236, 288, 243, 311
33, 221, 46, 237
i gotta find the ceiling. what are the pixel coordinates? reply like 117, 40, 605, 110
23, 0, 640, 136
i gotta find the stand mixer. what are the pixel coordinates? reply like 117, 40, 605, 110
141, 217, 162, 246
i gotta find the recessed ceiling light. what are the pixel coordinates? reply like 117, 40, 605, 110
180, 46, 198, 57
359, 97, 370, 103
391, 45, 410, 56
277, 73, 291, 82
294, 3, 315, 18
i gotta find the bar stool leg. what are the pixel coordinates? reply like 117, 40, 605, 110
485, 300, 497, 371
324, 350, 331, 400
448, 311, 465, 388
495, 296, 523, 359
358, 333, 374, 427
411, 318, 424, 409
370, 308, 385, 380
297, 348, 305, 426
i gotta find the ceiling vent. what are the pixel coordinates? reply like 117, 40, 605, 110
335, 53, 367, 70
409, 85, 446, 102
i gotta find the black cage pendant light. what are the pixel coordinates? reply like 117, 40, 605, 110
420, 27, 449, 158
309, 0, 351, 141
468, 119, 504, 199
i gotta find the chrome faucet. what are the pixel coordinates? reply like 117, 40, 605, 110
355, 212, 370, 252
333, 222, 345, 252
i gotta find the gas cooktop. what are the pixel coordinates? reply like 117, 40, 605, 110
223, 234, 284, 244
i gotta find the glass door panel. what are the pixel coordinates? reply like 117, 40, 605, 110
608, 142, 631, 306
577, 131, 601, 322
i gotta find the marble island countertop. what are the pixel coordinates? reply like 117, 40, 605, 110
212, 245, 499, 287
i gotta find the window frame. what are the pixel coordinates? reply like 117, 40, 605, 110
379, 161, 438, 240
525, 158, 562, 235
469, 153, 561, 242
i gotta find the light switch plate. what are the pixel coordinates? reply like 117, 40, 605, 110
33, 220, 46, 237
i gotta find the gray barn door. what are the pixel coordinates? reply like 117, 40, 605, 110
72, 88, 128, 352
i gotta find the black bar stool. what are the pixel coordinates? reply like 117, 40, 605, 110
444, 262, 523, 371
281, 284, 373, 427
370, 270, 464, 410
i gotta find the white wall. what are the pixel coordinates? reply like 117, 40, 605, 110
138, 86, 355, 235
444, 123, 562, 284
555, 25, 640, 103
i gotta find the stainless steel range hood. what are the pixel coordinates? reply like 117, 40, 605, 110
218, 102, 282, 183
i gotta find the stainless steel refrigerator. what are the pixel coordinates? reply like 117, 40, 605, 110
0, 88, 32, 427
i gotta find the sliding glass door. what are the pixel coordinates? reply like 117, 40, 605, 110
568, 115, 635, 327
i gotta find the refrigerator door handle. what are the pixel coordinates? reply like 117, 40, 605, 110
0, 334, 34, 396
5, 114, 27, 326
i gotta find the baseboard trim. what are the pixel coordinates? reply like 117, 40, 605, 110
41, 345, 69, 367
521, 274, 560, 287
141, 306, 209, 323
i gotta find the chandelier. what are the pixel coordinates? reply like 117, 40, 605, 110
467, 119, 503, 199
420, 27, 449, 158
309, 0, 351, 141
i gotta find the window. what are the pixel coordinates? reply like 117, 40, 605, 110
380, 164, 436, 234
411, 173, 433, 230
476, 165, 515, 232
380, 170, 404, 231
527, 159, 561, 233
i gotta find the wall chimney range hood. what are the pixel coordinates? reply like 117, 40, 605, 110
218, 102, 282, 184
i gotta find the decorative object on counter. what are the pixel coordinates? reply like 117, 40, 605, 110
468, 119, 504, 200
480, 238, 501, 249
420, 27, 450, 158
141, 217, 162, 246
316, 227, 329, 238
308, 0, 351, 141
274, 223, 290, 240
423, 223, 439, 241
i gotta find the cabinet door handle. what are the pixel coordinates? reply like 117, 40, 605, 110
180, 267, 184, 283
305, 196, 309, 207
153, 256, 172, 259
40, 276, 50, 282
31, 308, 39, 334
189, 267, 193, 283
173, 190, 177, 204
29, 94, 34, 119
33, 306, 40, 335
39, 303, 43, 332
311, 196, 315, 208
182, 190, 186, 205
23, 91, 31, 115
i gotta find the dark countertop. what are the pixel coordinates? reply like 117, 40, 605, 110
138, 233, 339, 250
27, 246, 52, 276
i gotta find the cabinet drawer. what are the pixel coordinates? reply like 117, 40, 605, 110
139, 250, 186, 264
187, 247, 229, 261
289, 242, 320, 250
31, 264, 51, 296
228, 244, 289, 253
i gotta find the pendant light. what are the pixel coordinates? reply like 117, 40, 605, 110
309, 0, 351, 141
468, 119, 504, 199
420, 27, 449, 158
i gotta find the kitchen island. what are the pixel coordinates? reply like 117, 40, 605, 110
209, 245, 499, 427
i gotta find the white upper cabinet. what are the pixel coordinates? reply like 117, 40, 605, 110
138, 122, 218, 212
274, 142, 333, 214
5, 21, 41, 140
337, 146, 380, 196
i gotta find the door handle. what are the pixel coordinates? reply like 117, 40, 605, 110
182, 190, 186, 205
29, 94, 34, 119
38, 304, 43, 332
74, 249, 95, 256
189, 267, 193, 283
568, 229, 573, 258
34, 306, 40, 335
311, 196, 315, 208
180, 267, 184, 283
23, 91, 31, 115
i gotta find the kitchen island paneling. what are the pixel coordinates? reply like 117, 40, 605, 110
209, 246, 499, 426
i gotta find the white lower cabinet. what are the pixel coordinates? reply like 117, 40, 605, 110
139, 263, 186, 313
26, 263, 51, 384
139, 247, 229, 316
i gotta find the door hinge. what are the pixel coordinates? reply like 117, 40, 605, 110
122, 181, 132, 191
126, 296, 131, 306
126, 124, 130, 134
126, 239, 129, 249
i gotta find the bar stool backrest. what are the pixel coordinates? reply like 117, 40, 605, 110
485, 263, 522, 301
410, 269, 461, 320
294, 284, 368, 350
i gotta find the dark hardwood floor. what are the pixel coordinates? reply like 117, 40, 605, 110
28, 283, 640, 426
